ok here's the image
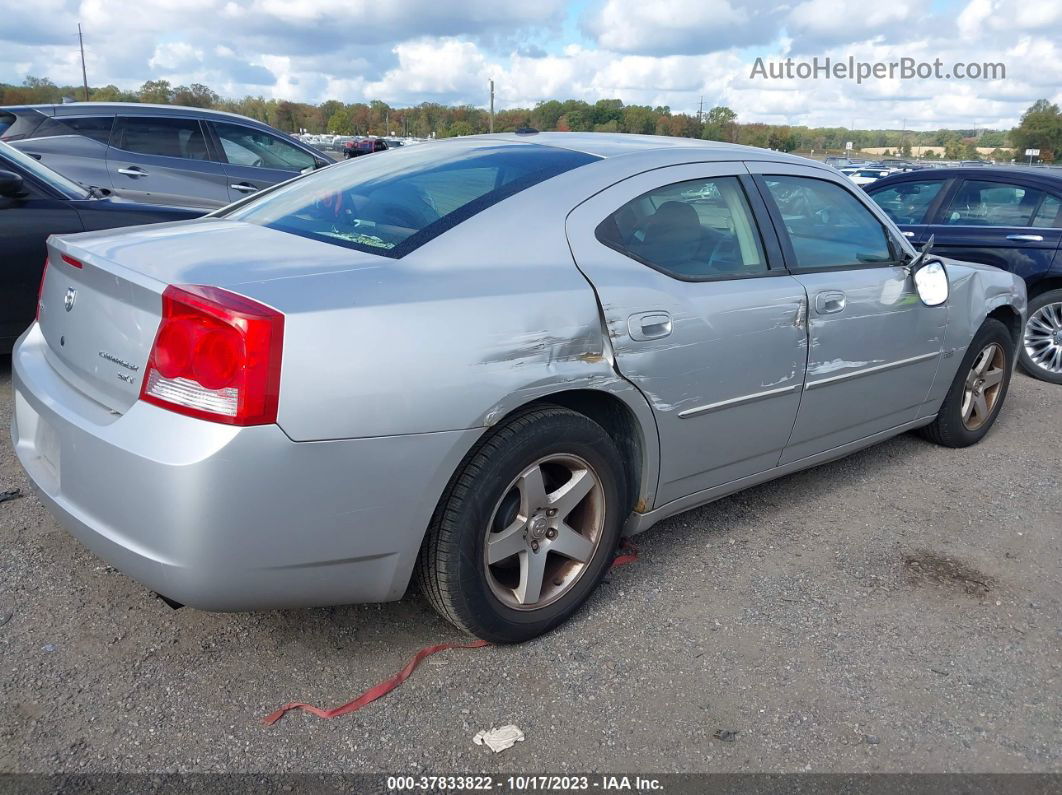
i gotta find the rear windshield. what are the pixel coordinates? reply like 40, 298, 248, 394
221, 142, 600, 258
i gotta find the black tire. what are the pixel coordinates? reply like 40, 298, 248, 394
1018, 289, 1062, 384
416, 405, 627, 643
919, 318, 1014, 448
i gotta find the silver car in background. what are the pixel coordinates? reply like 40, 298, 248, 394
0, 103, 331, 208
11, 133, 1026, 642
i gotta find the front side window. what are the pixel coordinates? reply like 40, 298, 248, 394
221, 142, 599, 258
1032, 194, 1061, 228
944, 180, 1044, 226
869, 179, 946, 225
763, 175, 894, 270
595, 177, 767, 279
213, 122, 316, 171
116, 117, 211, 160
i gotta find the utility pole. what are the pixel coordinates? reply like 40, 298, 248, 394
697, 95, 703, 124
489, 79, 495, 133
78, 23, 89, 101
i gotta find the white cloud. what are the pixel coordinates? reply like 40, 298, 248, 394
0, 0, 1059, 130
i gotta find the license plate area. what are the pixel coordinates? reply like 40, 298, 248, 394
36, 417, 60, 483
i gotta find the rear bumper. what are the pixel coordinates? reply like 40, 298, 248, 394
11, 325, 480, 610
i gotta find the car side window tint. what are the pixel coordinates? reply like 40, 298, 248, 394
868, 179, 945, 225
595, 177, 767, 280
944, 180, 1044, 226
213, 122, 315, 171
1032, 194, 1062, 228
116, 117, 211, 160
763, 176, 893, 269
31, 116, 114, 145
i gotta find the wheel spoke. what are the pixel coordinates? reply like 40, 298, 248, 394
515, 549, 547, 605
961, 390, 974, 421
517, 465, 549, 515
487, 521, 527, 565
982, 366, 1003, 388
974, 348, 992, 375
547, 468, 596, 518
973, 392, 989, 422
550, 522, 595, 563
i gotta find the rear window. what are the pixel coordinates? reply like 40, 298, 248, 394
221, 142, 599, 258
0, 109, 46, 141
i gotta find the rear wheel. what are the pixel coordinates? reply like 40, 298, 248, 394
417, 406, 626, 643
919, 319, 1013, 447
1020, 289, 1062, 384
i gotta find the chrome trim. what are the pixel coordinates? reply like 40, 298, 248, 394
804, 351, 938, 390
678, 383, 801, 419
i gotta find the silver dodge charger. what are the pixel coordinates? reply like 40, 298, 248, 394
11, 133, 1026, 642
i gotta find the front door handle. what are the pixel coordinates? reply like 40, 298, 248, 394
230, 182, 258, 194
628, 311, 673, 341
1006, 234, 1043, 242
814, 290, 846, 315
902, 230, 915, 237
117, 166, 147, 177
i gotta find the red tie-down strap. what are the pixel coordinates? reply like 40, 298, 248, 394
262, 539, 639, 725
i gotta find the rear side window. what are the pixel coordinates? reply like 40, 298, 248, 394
596, 177, 767, 280
868, 179, 945, 225
115, 117, 212, 161
763, 176, 894, 270
31, 115, 114, 145
0, 110, 46, 141
944, 180, 1044, 226
222, 143, 599, 258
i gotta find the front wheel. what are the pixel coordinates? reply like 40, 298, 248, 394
919, 318, 1014, 448
416, 406, 627, 643
1019, 289, 1062, 384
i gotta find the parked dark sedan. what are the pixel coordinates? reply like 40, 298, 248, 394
0, 141, 204, 347
866, 167, 1062, 382
344, 137, 388, 158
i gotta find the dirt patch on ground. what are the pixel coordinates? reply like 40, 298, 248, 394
903, 550, 995, 597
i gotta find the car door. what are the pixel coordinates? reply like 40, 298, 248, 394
9, 114, 116, 192
208, 121, 319, 202
566, 164, 807, 506
0, 179, 83, 344
107, 116, 230, 208
750, 165, 946, 464
865, 176, 951, 246
921, 177, 1062, 283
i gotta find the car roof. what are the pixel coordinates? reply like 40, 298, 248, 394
1, 102, 273, 126
873, 166, 1062, 186
455, 131, 815, 165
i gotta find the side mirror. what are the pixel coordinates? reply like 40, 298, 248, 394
0, 169, 25, 198
906, 235, 948, 306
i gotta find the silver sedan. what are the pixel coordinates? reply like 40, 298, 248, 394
11, 133, 1026, 642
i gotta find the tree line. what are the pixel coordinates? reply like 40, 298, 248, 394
2, 76, 1059, 161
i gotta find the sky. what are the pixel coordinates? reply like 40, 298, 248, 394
1, 0, 1060, 130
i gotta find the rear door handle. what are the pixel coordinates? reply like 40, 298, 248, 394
230, 182, 259, 193
117, 166, 147, 177
1006, 234, 1043, 242
902, 230, 915, 237
628, 311, 672, 341
814, 291, 846, 315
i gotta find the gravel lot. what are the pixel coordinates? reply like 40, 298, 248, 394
1, 356, 1059, 774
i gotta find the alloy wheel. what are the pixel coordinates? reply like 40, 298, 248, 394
1024, 301, 1062, 375
961, 342, 1006, 430
484, 454, 605, 610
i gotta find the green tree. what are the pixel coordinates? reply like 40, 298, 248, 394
1010, 99, 1062, 162
138, 79, 173, 104
702, 106, 737, 141
173, 83, 219, 108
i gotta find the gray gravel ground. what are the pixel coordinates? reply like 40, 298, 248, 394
1, 356, 1059, 774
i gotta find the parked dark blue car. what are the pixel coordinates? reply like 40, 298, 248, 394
866, 167, 1062, 383
0, 140, 204, 347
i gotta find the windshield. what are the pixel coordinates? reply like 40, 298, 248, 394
0, 140, 90, 199
221, 141, 599, 258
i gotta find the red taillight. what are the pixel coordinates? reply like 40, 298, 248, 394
36, 258, 49, 322
61, 254, 83, 269
139, 285, 284, 426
